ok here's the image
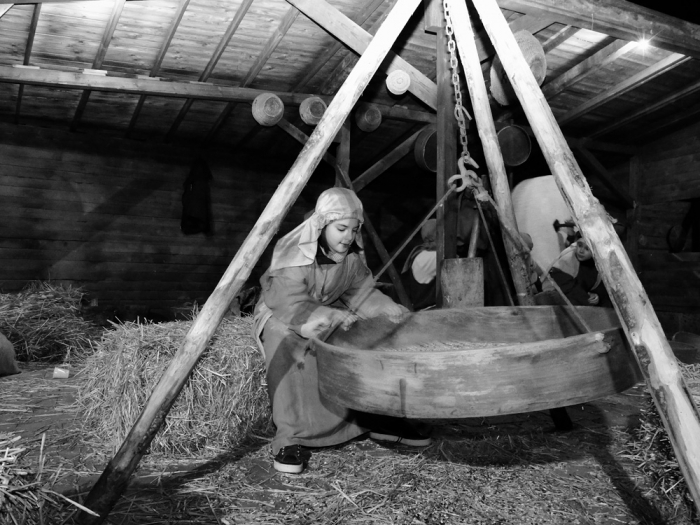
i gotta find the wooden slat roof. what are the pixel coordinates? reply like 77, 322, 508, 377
0, 0, 700, 175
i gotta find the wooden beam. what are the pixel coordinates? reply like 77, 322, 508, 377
287, 0, 438, 110
541, 25, 578, 53
167, 0, 256, 142
477, 0, 700, 512
0, 65, 436, 124
541, 39, 636, 99
292, 0, 386, 92
474, 14, 555, 63
497, 0, 700, 60
125, 0, 190, 138
447, 0, 534, 307
519, 125, 638, 155
204, 6, 301, 142
335, 118, 351, 186
435, 25, 458, 307
69, 0, 125, 132
14, 2, 40, 124
558, 52, 690, 126
76, 0, 421, 522
589, 76, 700, 139
574, 146, 634, 208
351, 126, 425, 192
497, 38, 637, 123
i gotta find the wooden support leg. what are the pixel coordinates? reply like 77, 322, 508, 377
466, 0, 700, 511
76, 0, 422, 522
445, 0, 534, 306
435, 22, 458, 308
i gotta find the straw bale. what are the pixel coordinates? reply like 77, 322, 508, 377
78, 315, 273, 458
0, 281, 101, 363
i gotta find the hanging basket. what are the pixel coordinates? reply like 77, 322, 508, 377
386, 70, 411, 95
252, 93, 285, 126
299, 96, 327, 126
490, 30, 546, 106
414, 126, 437, 172
497, 125, 531, 166
355, 103, 382, 132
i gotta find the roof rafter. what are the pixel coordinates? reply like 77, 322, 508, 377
540, 24, 578, 53
125, 0, 191, 138
589, 76, 700, 139
0, 65, 436, 123
557, 52, 690, 126
15, 2, 40, 124
291, 0, 387, 93
497, 0, 700, 59
497, 38, 636, 122
165, 0, 255, 142
203, 5, 300, 143
287, 0, 438, 109
69, 0, 125, 132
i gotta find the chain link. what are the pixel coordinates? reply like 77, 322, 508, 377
442, 0, 471, 161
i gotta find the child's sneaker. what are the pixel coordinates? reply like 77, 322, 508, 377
273, 444, 308, 474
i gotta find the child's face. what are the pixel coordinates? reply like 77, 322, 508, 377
324, 218, 360, 254
574, 239, 593, 261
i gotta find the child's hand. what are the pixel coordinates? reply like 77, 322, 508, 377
383, 303, 410, 324
587, 293, 599, 305
300, 316, 333, 339
338, 312, 359, 331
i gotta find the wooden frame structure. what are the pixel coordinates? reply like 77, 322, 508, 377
8, 0, 686, 521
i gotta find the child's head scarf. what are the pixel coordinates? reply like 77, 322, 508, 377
270, 187, 364, 271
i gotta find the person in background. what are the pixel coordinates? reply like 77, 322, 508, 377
252, 187, 431, 475
547, 236, 611, 308
401, 219, 438, 310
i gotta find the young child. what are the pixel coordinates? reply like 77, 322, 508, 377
548, 236, 611, 308
252, 187, 430, 474
401, 219, 437, 310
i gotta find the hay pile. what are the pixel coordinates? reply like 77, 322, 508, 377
623, 362, 700, 518
78, 315, 273, 458
0, 281, 101, 362
0, 433, 96, 523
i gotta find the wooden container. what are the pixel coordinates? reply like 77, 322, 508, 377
252, 93, 284, 126
497, 124, 531, 166
354, 103, 382, 132
414, 125, 437, 172
386, 69, 411, 95
313, 306, 642, 418
299, 96, 326, 126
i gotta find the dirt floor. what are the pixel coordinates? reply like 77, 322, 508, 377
1, 362, 698, 525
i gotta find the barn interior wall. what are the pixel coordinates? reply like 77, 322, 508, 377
632, 120, 700, 333
0, 122, 425, 321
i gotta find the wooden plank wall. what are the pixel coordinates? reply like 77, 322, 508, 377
0, 122, 432, 321
633, 121, 700, 330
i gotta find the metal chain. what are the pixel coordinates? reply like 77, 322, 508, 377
442, 0, 472, 163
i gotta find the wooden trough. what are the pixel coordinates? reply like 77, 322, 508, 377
313, 306, 642, 419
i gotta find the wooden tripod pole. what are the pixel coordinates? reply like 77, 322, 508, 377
460, 0, 700, 511
76, 0, 422, 521
444, 0, 534, 306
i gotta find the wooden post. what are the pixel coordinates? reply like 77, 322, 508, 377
76, 0, 422, 521
435, 20, 459, 308
446, 0, 534, 306
466, 0, 700, 511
